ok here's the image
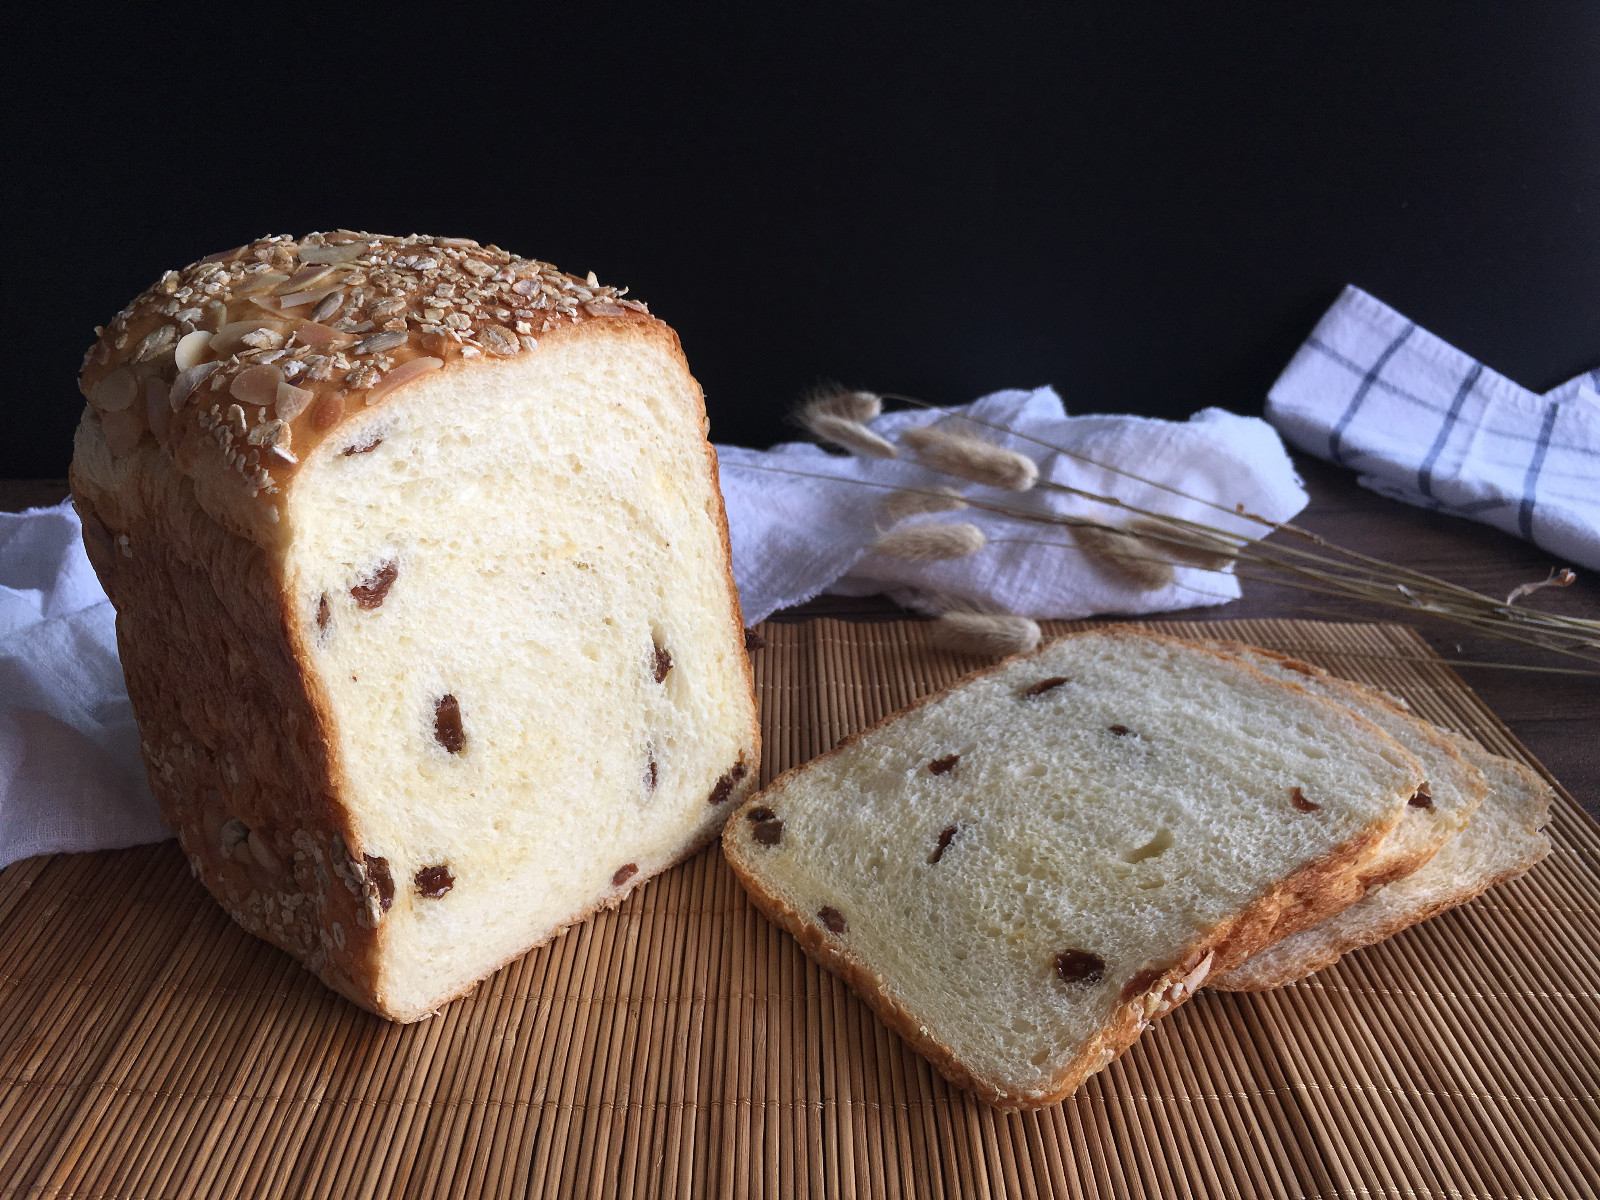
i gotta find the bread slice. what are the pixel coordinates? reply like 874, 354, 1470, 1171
1201, 643, 1486, 886
723, 628, 1423, 1108
70, 233, 761, 1020
1211, 737, 1552, 991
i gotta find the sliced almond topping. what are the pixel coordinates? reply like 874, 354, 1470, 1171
231, 365, 285, 408
170, 361, 220, 409
277, 283, 344, 310
365, 356, 442, 403
234, 272, 291, 297
300, 243, 367, 265
100, 407, 145, 456
174, 330, 213, 370
89, 366, 138, 413
275, 382, 314, 422
274, 264, 338, 295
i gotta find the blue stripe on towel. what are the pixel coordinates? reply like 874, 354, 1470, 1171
1327, 324, 1416, 466
1518, 401, 1561, 540
1417, 363, 1483, 499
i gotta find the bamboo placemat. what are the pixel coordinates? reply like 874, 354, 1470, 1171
1, 618, 1596, 1198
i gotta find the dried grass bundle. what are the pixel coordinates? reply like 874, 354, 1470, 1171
728, 390, 1600, 669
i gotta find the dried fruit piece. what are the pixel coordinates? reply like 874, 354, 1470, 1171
1056, 950, 1107, 986
744, 628, 765, 651
818, 906, 847, 933
645, 756, 658, 790
652, 643, 673, 682
612, 862, 639, 887
434, 694, 466, 754
746, 806, 776, 823
351, 561, 399, 610
752, 818, 784, 846
1408, 787, 1434, 809
929, 824, 959, 864
1289, 787, 1320, 813
316, 594, 330, 631
1023, 676, 1070, 697
364, 855, 395, 911
928, 754, 960, 775
1107, 725, 1131, 737
415, 864, 454, 898
342, 433, 383, 456
708, 762, 748, 805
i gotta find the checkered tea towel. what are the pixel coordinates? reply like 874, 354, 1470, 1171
1267, 285, 1600, 570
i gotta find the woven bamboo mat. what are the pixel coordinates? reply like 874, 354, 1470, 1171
1, 618, 1596, 1199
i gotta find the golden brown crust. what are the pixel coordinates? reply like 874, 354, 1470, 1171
77, 232, 654, 548
722, 625, 1420, 1108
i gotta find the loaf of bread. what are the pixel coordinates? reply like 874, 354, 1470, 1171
70, 232, 760, 1021
1201, 643, 1487, 886
1212, 731, 1551, 991
723, 628, 1424, 1108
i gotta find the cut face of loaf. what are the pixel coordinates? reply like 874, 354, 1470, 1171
723, 629, 1424, 1108
70, 234, 759, 1021
1212, 737, 1552, 991
1202, 643, 1486, 886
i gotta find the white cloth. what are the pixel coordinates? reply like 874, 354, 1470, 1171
0, 387, 1308, 869
1268, 285, 1600, 571
716, 386, 1309, 623
1, 502, 168, 868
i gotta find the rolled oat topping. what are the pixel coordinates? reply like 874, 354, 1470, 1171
77, 232, 648, 509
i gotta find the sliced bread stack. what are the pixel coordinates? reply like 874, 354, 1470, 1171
723, 627, 1426, 1108
1203, 644, 1551, 991
723, 626, 1551, 1109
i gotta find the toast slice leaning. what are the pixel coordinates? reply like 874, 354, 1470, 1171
1211, 737, 1552, 991
723, 628, 1423, 1108
1201, 643, 1487, 886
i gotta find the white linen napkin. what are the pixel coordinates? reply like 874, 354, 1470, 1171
1, 502, 168, 867
716, 386, 1309, 623
0, 387, 1308, 869
1267, 285, 1600, 571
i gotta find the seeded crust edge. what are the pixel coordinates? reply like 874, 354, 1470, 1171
1199, 641, 1488, 889
70, 312, 761, 1024
722, 625, 1424, 1109
1209, 746, 1553, 992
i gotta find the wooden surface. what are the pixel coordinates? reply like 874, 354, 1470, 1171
2, 618, 1596, 1198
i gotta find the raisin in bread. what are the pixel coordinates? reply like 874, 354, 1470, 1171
1212, 737, 1552, 991
1201, 643, 1486, 886
70, 233, 760, 1021
723, 628, 1423, 1108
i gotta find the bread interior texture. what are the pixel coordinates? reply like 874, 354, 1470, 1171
728, 634, 1419, 1103
286, 326, 750, 1019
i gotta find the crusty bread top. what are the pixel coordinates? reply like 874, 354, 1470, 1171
76, 232, 656, 547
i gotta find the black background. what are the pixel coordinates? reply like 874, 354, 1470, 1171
4, 4, 1597, 479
